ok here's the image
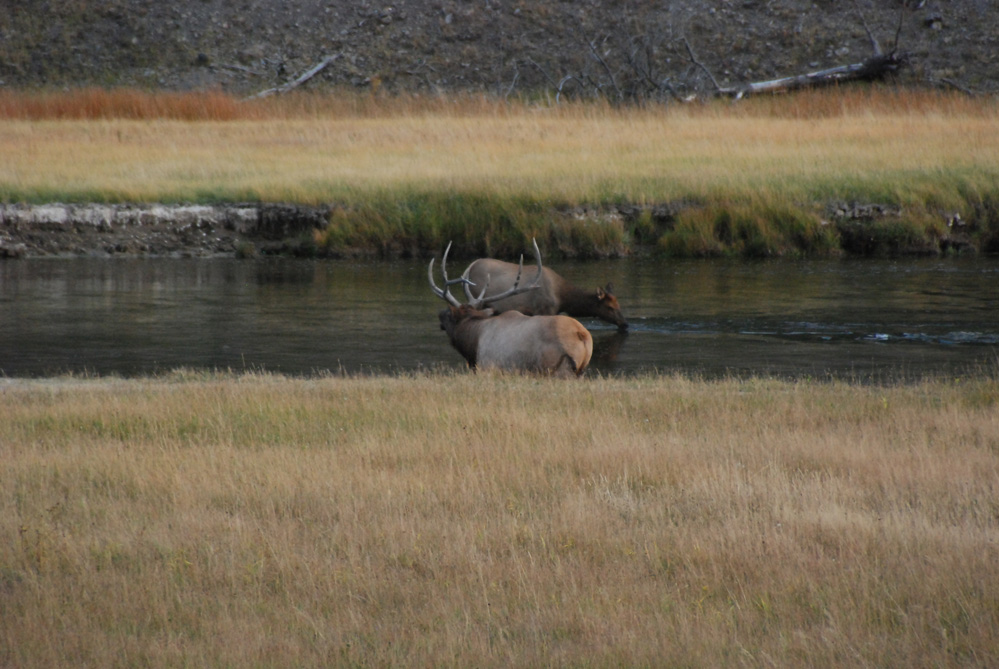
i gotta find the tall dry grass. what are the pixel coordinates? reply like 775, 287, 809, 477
2, 371, 997, 667
0, 88, 538, 122
1, 88, 996, 207
0, 88, 249, 121
1, 87, 992, 121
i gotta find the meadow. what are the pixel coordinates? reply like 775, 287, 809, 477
2, 88, 998, 665
2, 370, 998, 667
2, 87, 998, 257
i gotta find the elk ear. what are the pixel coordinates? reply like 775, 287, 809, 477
596, 287, 606, 299
604, 282, 615, 294
482, 307, 496, 317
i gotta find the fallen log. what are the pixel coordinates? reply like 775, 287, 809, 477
246, 54, 340, 99
720, 52, 909, 98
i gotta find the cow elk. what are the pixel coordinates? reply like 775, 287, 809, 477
429, 240, 594, 378
464, 245, 628, 330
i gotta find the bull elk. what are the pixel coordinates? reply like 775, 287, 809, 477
429, 240, 594, 378
463, 246, 628, 331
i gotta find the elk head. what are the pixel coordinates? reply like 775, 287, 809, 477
594, 283, 628, 330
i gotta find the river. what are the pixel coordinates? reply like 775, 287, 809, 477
2, 257, 997, 380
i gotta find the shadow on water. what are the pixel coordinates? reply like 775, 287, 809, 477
590, 330, 631, 368
1, 256, 997, 380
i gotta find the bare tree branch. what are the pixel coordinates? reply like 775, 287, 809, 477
504, 66, 520, 99
624, 35, 680, 102
681, 37, 722, 92
854, 1, 883, 55
556, 74, 583, 103
525, 58, 559, 89
584, 34, 624, 101
891, 7, 906, 54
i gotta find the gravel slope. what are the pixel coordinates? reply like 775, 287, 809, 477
2, 1, 996, 97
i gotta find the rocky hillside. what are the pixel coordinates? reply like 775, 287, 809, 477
2, 1, 997, 99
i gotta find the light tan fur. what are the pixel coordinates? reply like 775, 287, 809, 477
439, 306, 593, 378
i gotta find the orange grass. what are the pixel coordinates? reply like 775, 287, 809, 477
2, 371, 997, 667
0, 86, 993, 121
0, 87, 566, 121
0, 88, 249, 121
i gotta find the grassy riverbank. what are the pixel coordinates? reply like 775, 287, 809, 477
2, 88, 998, 257
2, 371, 998, 667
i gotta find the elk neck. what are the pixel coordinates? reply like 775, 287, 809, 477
558, 282, 600, 315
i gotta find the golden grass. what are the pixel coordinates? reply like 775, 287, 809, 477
2, 371, 998, 667
1, 88, 996, 208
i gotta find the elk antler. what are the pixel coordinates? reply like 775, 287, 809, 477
428, 241, 473, 307
464, 238, 544, 308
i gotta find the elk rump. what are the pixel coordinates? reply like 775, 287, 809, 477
438, 305, 593, 378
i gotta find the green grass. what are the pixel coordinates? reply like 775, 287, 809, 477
322, 191, 630, 258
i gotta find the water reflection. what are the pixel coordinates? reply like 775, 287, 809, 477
1, 257, 997, 379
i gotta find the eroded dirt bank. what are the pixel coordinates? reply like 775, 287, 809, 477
0, 203, 330, 259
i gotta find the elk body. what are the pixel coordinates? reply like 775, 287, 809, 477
464, 256, 628, 330
429, 241, 594, 378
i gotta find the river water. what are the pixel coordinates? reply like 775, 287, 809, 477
1, 257, 997, 380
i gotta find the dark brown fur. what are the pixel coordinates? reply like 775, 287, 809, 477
465, 259, 627, 330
